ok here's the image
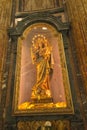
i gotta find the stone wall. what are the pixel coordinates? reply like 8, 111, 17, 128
66, 0, 87, 129
66, 0, 87, 95
15, 0, 63, 12
0, 0, 12, 129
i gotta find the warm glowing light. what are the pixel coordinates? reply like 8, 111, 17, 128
42, 27, 47, 30
18, 102, 67, 110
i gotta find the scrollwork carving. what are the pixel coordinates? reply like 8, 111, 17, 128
17, 120, 70, 130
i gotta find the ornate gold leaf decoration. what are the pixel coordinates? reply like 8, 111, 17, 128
17, 120, 70, 130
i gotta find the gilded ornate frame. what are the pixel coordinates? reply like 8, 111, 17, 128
13, 22, 74, 115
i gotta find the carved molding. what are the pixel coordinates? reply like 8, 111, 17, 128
17, 120, 70, 130
8, 13, 70, 37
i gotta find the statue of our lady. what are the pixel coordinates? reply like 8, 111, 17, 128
31, 35, 54, 102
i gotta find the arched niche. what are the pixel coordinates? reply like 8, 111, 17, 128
8, 13, 74, 116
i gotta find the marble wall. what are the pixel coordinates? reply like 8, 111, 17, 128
16, 0, 62, 12
66, 0, 87, 128
0, 0, 12, 129
66, 0, 87, 95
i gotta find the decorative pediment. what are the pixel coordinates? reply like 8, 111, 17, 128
8, 13, 70, 36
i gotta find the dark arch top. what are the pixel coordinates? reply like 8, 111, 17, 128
8, 12, 70, 36
17, 13, 69, 33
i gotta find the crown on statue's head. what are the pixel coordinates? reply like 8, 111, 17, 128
32, 34, 47, 45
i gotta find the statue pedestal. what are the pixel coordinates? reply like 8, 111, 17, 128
31, 97, 53, 103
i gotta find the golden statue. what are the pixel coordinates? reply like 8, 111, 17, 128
31, 35, 54, 102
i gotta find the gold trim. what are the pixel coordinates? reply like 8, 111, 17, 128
13, 23, 74, 115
